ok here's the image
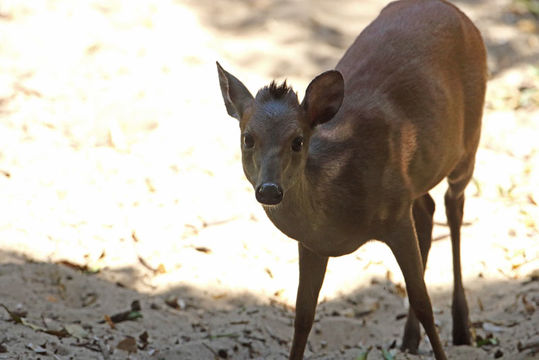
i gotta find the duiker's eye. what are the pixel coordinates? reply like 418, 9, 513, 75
242, 133, 254, 149
291, 136, 304, 152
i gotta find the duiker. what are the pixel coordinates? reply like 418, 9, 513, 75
216, 0, 487, 359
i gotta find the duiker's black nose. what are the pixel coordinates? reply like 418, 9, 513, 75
256, 183, 283, 205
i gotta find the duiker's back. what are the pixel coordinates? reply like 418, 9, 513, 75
311, 0, 487, 199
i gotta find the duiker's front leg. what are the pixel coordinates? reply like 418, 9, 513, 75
402, 193, 435, 353
289, 244, 328, 360
385, 212, 447, 360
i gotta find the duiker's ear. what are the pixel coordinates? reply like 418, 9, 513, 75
216, 62, 254, 121
301, 70, 344, 127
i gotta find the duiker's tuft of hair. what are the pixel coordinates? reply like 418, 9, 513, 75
268, 80, 292, 99
256, 80, 299, 106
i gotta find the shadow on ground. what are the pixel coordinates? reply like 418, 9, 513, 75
1, 249, 537, 359
184, 0, 538, 79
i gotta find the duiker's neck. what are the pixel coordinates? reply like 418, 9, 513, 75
261, 155, 374, 255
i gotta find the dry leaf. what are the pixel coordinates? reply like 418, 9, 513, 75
156, 263, 166, 274
195, 246, 212, 254
65, 324, 88, 340
137, 256, 165, 274
107, 119, 127, 150
117, 337, 137, 354
82, 293, 98, 307
56, 260, 99, 274
42, 328, 70, 338
108, 300, 143, 323
394, 283, 407, 298
524, 217, 537, 229
522, 296, 535, 315
212, 293, 227, 300
269, 298, 295, 312
356, 301, 380, 317
395, 313, 407, 320
25, 343, 47, 355
165, 296, 186, 310
145, 178, 156, 192
182, 224, 199, 238
104, 315, 115, 329
139, 331, 150, 350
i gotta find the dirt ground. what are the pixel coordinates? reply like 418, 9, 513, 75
0, 0, 538, 359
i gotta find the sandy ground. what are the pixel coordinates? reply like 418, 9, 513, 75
0, 0, 538, 359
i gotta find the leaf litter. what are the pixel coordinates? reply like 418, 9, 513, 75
103, 300, 143, 324
1, 303, 70, 339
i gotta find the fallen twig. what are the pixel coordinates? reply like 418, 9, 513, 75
433, 234, 450, 241
70, 341, 101, 353
518, 339, 539, 352
202, 342, 218, 356
202, 216, 238, 228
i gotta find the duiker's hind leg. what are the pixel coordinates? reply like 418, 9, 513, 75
401, 193, 435, 353
445, 158, 475, 345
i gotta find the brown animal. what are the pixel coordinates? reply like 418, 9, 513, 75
216, 0, 487, 359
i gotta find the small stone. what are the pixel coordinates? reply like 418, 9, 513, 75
341, 308, 355, 318
217, 349, 228, 358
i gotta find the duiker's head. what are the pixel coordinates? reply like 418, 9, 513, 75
216, 62, 344, 206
